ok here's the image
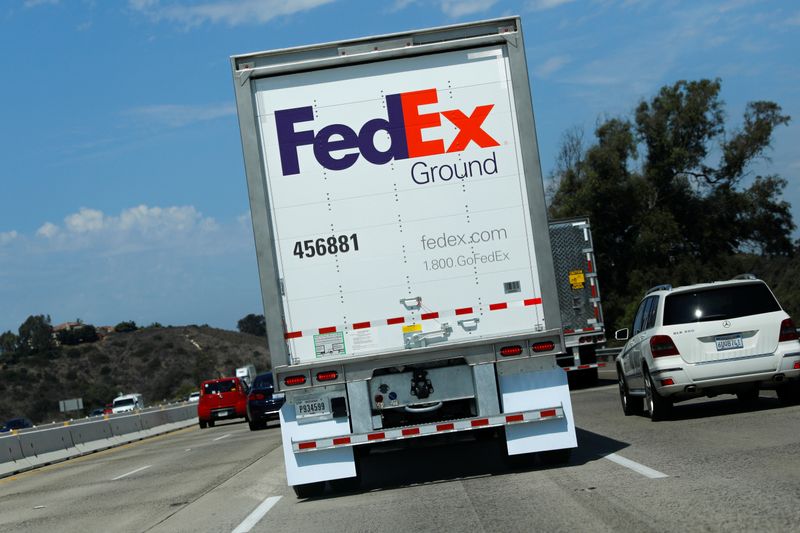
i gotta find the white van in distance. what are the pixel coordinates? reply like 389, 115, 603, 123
111, 393, 144, 414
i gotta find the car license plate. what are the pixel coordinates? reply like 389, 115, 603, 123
715, 334, 743, 351
295, 398, 329, 419
213, 409, 231, 418
273, 393, 285, 401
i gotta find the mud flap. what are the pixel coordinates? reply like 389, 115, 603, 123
279, 404, 355, 486
498, 366, 577, 455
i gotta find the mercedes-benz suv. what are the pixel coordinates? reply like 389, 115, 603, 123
615, 276, 800, 420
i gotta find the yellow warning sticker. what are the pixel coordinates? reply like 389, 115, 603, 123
569, 269, 585, 289
402, 324, 422, 333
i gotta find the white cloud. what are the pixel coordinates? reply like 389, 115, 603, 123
527, 0, 575, 12
439, 0, 497, 18
536, 55, 570, 78
36, 223, 59, 239
124, 102, 235, 128
0, 231, 19, 245
129, 0, 336, 27
24, 0, 59, 7
35, 205, 220, 253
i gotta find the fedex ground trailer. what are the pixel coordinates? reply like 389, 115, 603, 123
231, 16, 576, 497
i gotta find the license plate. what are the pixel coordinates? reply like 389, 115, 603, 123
273, 393, 285, 401
295, 398, 329, 419
715, 334, 743, 351
213, 410, 231, 418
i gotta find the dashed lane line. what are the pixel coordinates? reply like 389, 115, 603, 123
213, 434, 232, 442
111, 465, 152, 481
603, 453, 668, 479
231, 496, 282, 533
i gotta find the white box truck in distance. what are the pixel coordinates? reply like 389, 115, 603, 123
231, 17, 576, 498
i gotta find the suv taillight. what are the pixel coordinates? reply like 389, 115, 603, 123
250, 393, 265, 401
779, 318, 798, 342
650, 335, 680, 357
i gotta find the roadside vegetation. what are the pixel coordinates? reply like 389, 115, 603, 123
547, 78, 798, 331
0, 316, 270, 424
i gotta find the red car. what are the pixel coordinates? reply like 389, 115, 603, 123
198, 377, 248, 428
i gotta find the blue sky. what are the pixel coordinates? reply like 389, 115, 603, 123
1, 0, 798, 334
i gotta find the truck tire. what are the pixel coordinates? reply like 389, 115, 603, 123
199, 420, 207, 429
644, 367, 672, 421
208, 420, 215, 428
293, 481, 326, 499
539, 448, 572, 466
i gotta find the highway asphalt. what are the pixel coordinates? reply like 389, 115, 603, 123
1, 367, 798, 532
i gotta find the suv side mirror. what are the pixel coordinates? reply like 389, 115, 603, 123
615, 328, 629, 341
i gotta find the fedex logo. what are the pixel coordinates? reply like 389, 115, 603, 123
274, 88, 500, 176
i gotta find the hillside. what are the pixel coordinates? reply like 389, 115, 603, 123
0, 326, 270, 424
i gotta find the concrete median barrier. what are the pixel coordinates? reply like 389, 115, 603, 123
1, 403, 199, 479
0, 433, 32, 477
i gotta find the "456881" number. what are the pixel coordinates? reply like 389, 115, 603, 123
293, 233, 359, 259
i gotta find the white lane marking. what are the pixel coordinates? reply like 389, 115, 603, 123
213, 433, 231, 442
112, 465, 152, 481
231, 496, 282, 533
604, 453, 668, 479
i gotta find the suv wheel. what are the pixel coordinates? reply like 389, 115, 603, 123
618, 368, 642, 416
777, 383, 800, 406
644, 367, 672, 421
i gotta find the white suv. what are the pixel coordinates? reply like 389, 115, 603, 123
615, 277, 800, 420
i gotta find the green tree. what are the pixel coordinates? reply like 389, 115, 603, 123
17, 315, 56, 357
0, 330, 18, 356
237, 314, 266, 337
114, 320, 138, 333
549, 79, 793, 331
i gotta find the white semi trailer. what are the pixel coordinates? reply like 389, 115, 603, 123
231, 17, 576, 498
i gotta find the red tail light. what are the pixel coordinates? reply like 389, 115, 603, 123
779, 318, 798, 342
284, 375, 307, 386
316, 371, 338, 382
500, 345, 523, 357
531, 341, 555, 353
650, 335, 680, 357
249, 393, 265, 401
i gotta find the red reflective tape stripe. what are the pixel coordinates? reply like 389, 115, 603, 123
436, 423, 455, 431
594, 306, 600, 319
578, 365, 590, 369
298, 441, 316, 450
387, 317, 404, 325
598, 363, 607, 367
564, 328, 575, 334
402, 428, 420, 436
587, 259, 593, 273
368, 432, 385, 441
332, 437, 351, 446
591, 285, 597, 298
318, 326, 337, 334
352, 321, 371, 330
506, 414, 524, 423
421, 312, 439, 320
471, 418, 489, 427
540, 409, 557, 418
524, 298, 542, 306
489, 303, 507, 311
285, 331, 302, 339
455, 307, 473, 315
584, 326, 594, 332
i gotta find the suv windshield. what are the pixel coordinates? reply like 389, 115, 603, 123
203, 380, 237, 394
114, 398, 135, 407
663, 282, 780, 326
251, 374, 274, 390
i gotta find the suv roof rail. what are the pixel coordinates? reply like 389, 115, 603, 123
645, 283, 672, 295
732, 273, 758, 280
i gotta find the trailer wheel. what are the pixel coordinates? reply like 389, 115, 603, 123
293, 481, 326, 499
539, 448, 572, 466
